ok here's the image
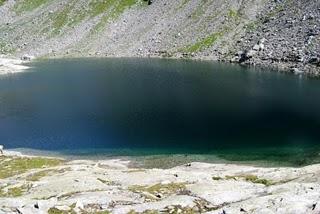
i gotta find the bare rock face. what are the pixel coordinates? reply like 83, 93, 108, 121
0, 57, 29, 75
230, 0, 320, 76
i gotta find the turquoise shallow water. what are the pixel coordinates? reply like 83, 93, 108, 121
1, 58, 320, 166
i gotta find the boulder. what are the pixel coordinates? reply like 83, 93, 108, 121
21, 55, 35, 61
291, 67, 304, 75
253, 44, 260, 51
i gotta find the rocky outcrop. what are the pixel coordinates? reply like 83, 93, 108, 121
1, 153, 320, 214
228, 0, 320, 76
0, 56, 29, 75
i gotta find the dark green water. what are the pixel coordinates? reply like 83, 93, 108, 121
1, 58, 320, 166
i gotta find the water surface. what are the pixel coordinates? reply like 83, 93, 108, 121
1, 58, 320, 166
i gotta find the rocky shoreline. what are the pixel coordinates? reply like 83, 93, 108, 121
0, 56, 30, 75
0, 148, 320, 214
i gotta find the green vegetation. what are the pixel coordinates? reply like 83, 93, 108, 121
129, 182, 187, 200
243, 175, 273, 186
245, 21, 258, 31
0, 0, 6, 6
26, 170, 52, 181
212, 176, 223, 181
227, 9, 240, 19
47, 0, 145, 35
0, 156, 63, 179
225, 174, 274, 186
91, 0, 142, 33
0, 41, 16, 54
97, 178, 117, 185
190, 0, 209, 19
0, 184, 31, 197
183, 31, 223, 53
178, 0, 191, 10
49, 204, 110, 214
48, 207, 76, 214
50, 2, 75, 35
128, 210, 159, 214
14, 0, 50, 13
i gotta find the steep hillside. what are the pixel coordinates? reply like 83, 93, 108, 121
0, 0, 319, 75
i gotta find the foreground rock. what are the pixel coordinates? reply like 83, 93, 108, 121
0, 152, 320, 214
0, 56, 29, 75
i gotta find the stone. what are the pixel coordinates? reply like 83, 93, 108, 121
246, 50, 256, 58
21, 55, 35, 61
253, 44, 260, 51
76, 201, 84, 209
291, 67, 304, 75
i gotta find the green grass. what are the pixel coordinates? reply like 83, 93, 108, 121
0, 184, 31, 197
97, 178, 117, 185
14, 0, 50, 13
128, 210, 159, 214
0, 41, 16, 54
50, 2, 75, 35
0, 0, 6, 6
178, 0, 191, 10
0, 156, 63, 179
227, 9, 240, 19
183, 31, 223, 53
91, 0, 142, 33
212, 176, 223, 181
48, 207, 76, 214
190, 0, 209, 19
26, 170, 51, 181
128, 182, 187, 201
48, 0, 144, 35
225, 174, 274, 186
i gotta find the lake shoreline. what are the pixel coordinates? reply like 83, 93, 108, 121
0, 56, 30, 75
0, 54, 316, 79
1, 149, 320, 213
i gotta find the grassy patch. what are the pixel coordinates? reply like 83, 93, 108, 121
128, 182, 187, 200
49, 203, 109, 214
225, 174, 274, 186
244, 21, 258, 31
178, 0, 191, 10
128, 210, 159, 214
0, 156, 63, 179
190, 0, 209, 19
97, 178, 117, 185
0, 0, 6, 6
91, 0, 140, 33
14, 0, 50, 13
50, 2, 75, 35
227, 9, 240, 20
25, 167, 70, 181
48, 207, 76, 214
0, 184, 31, 197
0, 41, 16, 54
183, 31, 223, 53
26, 169, 51, 181
48, 0, 144, 36
212, 176, 223, 181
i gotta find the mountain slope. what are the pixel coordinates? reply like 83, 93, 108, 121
0, 0, 319, 75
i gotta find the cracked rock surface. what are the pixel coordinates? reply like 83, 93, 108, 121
1, 153, 320, 214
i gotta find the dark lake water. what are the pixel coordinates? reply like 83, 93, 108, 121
1, 58, 320, 166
